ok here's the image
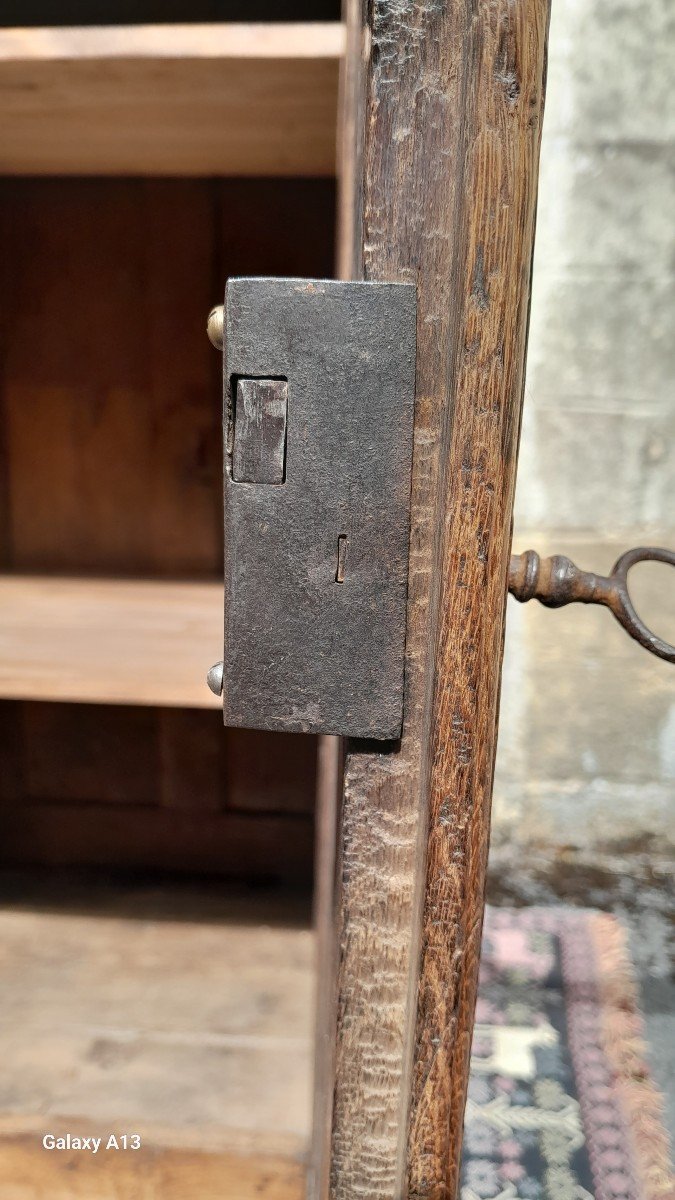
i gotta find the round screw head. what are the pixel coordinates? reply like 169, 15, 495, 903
206, 661, 224, 697
207, 305, 224, 350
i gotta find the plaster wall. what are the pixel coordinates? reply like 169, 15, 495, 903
493, 0, 675, 856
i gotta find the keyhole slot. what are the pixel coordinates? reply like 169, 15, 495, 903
335, 536, 348, 583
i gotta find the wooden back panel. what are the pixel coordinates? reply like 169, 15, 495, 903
0, 177, 335, 879
0, 177, 335, 576
0, 701, 317, 882
0, 1, 340, 24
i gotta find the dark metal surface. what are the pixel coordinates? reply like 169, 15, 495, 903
232, 378, 287, 484
219, 277, 417, 738
509, 546, 675, 662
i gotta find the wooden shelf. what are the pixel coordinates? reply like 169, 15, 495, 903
0, 23, 343, 176
0, 575, 223, 709
0, 877, 311, 1197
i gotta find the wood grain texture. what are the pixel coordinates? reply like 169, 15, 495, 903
0, 179, 220, 577
0, 177, 335, 576
0, 174, 333, 878
225, 726, 317, 815
0, 886, 313, 1174
406, 4, 551, 1195
0, 576, 223, 708
0, 23, 343, 176
317, 0, 550, 1196
310, 735, 342, 1200
0, 799, 314, 883
0, 698, 317, 877
0, 1136, 305, 1200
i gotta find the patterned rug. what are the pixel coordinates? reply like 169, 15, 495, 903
462, 908, 674, 1200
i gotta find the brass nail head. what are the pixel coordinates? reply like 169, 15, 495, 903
206, 661, 224, 697
207, 305, 224, 350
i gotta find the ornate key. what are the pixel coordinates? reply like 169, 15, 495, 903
509, 546, 675, 663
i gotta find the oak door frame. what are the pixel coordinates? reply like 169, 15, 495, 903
312, 1, 551, 1198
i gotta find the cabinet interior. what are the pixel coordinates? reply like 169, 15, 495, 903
0, 15, 340, 1190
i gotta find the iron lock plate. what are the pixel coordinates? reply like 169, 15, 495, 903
218, 277, 416, 739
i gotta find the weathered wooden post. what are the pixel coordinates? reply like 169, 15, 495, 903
313, 2, 552, 1197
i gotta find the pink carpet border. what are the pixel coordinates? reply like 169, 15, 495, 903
558, 909, 674, 1200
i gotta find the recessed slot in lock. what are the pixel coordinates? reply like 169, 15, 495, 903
209, 277, 417, 739
232, 378, 288, 484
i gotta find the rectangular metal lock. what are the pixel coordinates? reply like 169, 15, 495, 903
217, 277, 416, 739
